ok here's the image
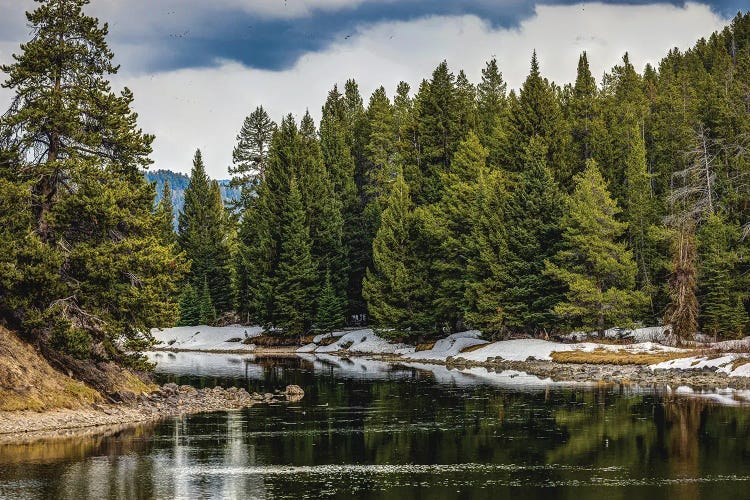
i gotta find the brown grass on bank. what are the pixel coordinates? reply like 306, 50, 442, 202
550, 348, 695, 366
0, 327, 100, 411
731, 357, 750, 371
415, 341, 437, 352
459, 343, 490, 354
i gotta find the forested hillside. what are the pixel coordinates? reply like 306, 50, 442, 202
1, 0, 749, 380
208, 12, 750, 341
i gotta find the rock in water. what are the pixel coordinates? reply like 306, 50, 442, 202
285, 385, 305, 402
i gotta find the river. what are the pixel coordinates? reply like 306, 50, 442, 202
2, 351, 750, 499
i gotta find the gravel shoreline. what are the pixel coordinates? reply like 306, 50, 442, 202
367, 353, 750, 389
0, 382, 304, 444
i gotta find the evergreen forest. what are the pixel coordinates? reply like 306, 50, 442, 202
1, 0, 750, 376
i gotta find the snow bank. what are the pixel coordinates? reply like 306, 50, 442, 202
151, 325, 262, 352
651, 354, 750, 377
404, 331, 487, 361
454, 338, 684, 363
456, 339, 577, 362
313, 329, 415, 355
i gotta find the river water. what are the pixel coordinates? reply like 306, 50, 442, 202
2, 351, 750, 499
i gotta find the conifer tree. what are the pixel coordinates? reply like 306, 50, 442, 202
497, 137, 564, 334
476, 58, 509, 168
273, 176, 317, 337
698, 215, 748, 338
505, 52, 570, 186
230, 105, 276, 208
545, 160, 646, 336
417, 61, 461, 204
321, 84, 368, 315
298, 111, 347, 303
464, 169, 510, 336
178, 283, 200, 326
426, 131, 488, 329
315, 270, 346, 332
622, 120, 665, 317
156, 180, 176, 245
198, 277, 216, 325
363, 171, 432, 332
568, 52, 602, 175
0, 0, 186, 366
205, 180, 234, 313
178, 151, 232, 314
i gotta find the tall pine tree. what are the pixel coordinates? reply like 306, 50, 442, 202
545, 160, 646, 336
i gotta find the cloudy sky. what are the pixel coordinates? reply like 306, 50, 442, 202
0, 1, 745, 178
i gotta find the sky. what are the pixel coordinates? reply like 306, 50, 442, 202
0, 0, 745, 178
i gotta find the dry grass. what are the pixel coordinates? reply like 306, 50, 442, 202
550, 348, 694, 366
0, 327, 101, 412
459, 343, 490, 354
415, 341, 437, 352
731, 357, 750, 371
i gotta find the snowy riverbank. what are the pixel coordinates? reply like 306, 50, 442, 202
151, 325, 750, 383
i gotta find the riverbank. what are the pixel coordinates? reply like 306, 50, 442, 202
151, 326, 750, 391
0, 382, 304, 443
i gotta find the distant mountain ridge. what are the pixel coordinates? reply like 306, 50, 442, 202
144, 169, 241, 224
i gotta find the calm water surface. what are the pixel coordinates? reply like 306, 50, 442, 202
2, 352, 750, 499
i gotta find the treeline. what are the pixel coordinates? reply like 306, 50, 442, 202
169, 12, 750, 342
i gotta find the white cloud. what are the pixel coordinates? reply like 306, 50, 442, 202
0, 2, 731, 178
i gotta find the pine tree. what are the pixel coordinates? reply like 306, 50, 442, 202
178, 151, 232, 314
230, 106, 276, 208
273, 176, 317, 337
205, 180, 234, 313
363, 171, 432, 332
622, 120, 665, 318
426, 131, 488, 329
545, 160, 646, 336
178, 283, 200, 326
198, 276, 216, 325
298, 111, 347, 304
476, 58, 509, 169
320, 85, 362, 314
568, 52, 601, 175
315, 270, 346, 332
156, 180, 176, 245
417, 61, 461, 204
0, 0, 187, 366
698, 215, 748, 338
497, 137, 564, 334
464, 169, 510, 336
505, 52, 570, 187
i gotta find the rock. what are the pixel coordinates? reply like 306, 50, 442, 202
285, 385, 305, 397
162, 383, 179, 396
285, 384, 305, 402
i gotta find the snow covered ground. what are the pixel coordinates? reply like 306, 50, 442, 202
403, 331, 487, 361
151, 325, 262, 352
651, 354, 750, 377
312, 329, 415, 355
151, 325, 750, 382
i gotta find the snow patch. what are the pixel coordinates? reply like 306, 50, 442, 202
151, 325, 262, 352
314, 329, 415, 355
404, 331, 487, 361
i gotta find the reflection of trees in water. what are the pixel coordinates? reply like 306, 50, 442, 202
1, 424, 159, 498
0, 423, 156, 465
661, 398, 705, 500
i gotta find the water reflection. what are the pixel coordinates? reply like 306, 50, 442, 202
1, 354, 750, 499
